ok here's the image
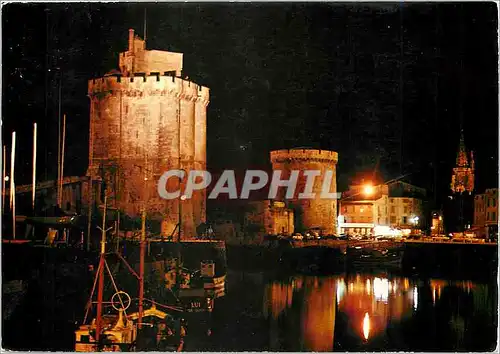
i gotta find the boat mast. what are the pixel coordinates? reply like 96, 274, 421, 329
58, 114, 66, 207
95, 195, 108, 348
32, 122, 37, 210
57, 75, 62, 207
138, 206, 145, 329
138, 126, 148, 329
10, 132, 16, 239
2, 145, 6, 211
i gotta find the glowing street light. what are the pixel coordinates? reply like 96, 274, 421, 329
363, 184, 374, 196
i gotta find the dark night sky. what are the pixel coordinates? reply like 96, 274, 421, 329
2, 3, 498, 210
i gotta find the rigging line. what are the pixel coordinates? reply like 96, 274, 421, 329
83, 260, 103, 324
104, 259, 128, 318
132, 298, 184, 312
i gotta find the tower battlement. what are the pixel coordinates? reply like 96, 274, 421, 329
270, 149, 338, 164
88, 74, 209, 104
87, 29, 209, 238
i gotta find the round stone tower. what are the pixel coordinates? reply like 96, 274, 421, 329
270, 148, 338, 234
87, 29, 208, 238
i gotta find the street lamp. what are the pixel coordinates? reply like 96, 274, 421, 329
363, 184, 374, 196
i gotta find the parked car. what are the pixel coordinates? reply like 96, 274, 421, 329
308, 227, 325, 239
292, 233, 304, 241
304, 232, 316, 240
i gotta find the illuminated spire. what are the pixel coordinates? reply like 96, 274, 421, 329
451, 128, 474, 194
456, 129, 469, 167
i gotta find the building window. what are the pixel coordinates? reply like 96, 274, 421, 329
402, 216, 407, 224
390, 216, 396, 224
391, 206, 396, 214
493, 212, 497, 222
403, 206, 408, 214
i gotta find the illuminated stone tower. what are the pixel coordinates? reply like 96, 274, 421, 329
451, 129, 474, 194
87, 29, 209, 238
270, 149, 338, 234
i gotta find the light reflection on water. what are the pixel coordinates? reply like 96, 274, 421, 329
253, 273, 497, 352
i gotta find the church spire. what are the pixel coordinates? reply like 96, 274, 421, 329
456, 128, 469, 168
451, 127, 474, 194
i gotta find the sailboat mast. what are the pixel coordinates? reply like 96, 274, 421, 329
10, 132, 16, 240
32, 123, 37, 210
10, 132, 15, 209
57, 75, 62, 207
95, 195, 107, 347
2, 145, 6, 211
138, 207, 145, 329
138, 133, 148, 329
59, 114, 66, 207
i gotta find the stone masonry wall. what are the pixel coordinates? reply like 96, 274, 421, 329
270, 149, 338, 234
88, 74, 209, 238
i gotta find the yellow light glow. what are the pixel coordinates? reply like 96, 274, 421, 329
363, 184, 374, 196
363, 312, 370, 341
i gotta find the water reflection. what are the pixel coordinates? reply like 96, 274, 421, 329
362, 313, 370, 341
258, 273, 496, 351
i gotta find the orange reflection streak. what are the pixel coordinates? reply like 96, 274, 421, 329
363, 313, 370, 340
267, 282, 294, 319
339, 274, 414, 341
300, 277, 336, 351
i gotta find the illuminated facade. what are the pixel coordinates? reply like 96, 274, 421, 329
473, 188, 498, 239
339, 181, 425, 236
430, 211, 444, 236
87, 29, 209, 238
244, 200, 295, 239
451, 130, 475, 194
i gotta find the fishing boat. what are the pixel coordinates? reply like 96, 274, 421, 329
74, 197, 186, 352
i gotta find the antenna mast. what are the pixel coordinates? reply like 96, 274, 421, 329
144, 8, 147, 46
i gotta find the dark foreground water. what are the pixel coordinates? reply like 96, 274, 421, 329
3, 267, 498, 351
197, 270, 498, 352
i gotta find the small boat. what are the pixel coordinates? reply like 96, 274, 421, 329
347, 243, 404, 269
74, 197, 186, 352
75, 303, 186, 352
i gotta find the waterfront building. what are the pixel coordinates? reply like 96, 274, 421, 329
243, 200, 294, 240
430, 211, 444, 236
339, 181, 425, 236
473, 188, 498, 239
